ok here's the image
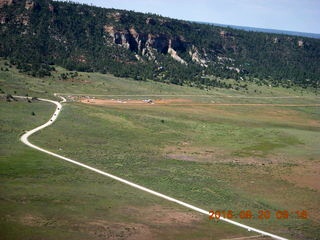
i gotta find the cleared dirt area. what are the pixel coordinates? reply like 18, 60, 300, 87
80, 97, 320, 107
80, 98, 193, 105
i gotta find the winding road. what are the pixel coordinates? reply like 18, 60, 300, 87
19, 95, 288, 240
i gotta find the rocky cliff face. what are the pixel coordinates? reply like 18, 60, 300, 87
189, 46, 208, 67
104, 25, 193, 65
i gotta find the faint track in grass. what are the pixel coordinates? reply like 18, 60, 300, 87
18, 95, 288, 240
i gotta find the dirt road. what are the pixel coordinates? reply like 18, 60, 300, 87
19, 95, 288, 240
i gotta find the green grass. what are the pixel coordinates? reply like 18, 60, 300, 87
30, 101, 320, 239
1, 63, 320, 239
1, 99, 256, 240
1, 59, 319, 103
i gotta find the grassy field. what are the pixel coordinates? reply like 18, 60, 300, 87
1, 62, 319, 239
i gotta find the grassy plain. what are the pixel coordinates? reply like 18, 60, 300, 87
1, 62, 319, 239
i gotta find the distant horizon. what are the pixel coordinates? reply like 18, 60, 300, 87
199, 22, 320, 39
57, 0, 320, 35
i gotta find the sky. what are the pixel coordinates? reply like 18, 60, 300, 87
64, 0, 320, 34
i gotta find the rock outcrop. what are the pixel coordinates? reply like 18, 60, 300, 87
25, 0, 35, 10
168, 40, 187, 65
0, 0, 14, 8
189, 45, 207, 67
104, 25, 190, 64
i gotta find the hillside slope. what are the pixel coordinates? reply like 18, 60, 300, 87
1, 0, 319, 89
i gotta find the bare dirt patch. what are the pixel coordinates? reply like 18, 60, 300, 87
165, 144, 226, 163
74, 220, 153, 240
88, 221, 152, 240
80, 98, 193, 105
19, 214, 48, 227
164, 144, 279, 165
282, 160, 320, 191
121, 205, 202, 226
72, 205, 202, 240
142, 205, 202, 225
